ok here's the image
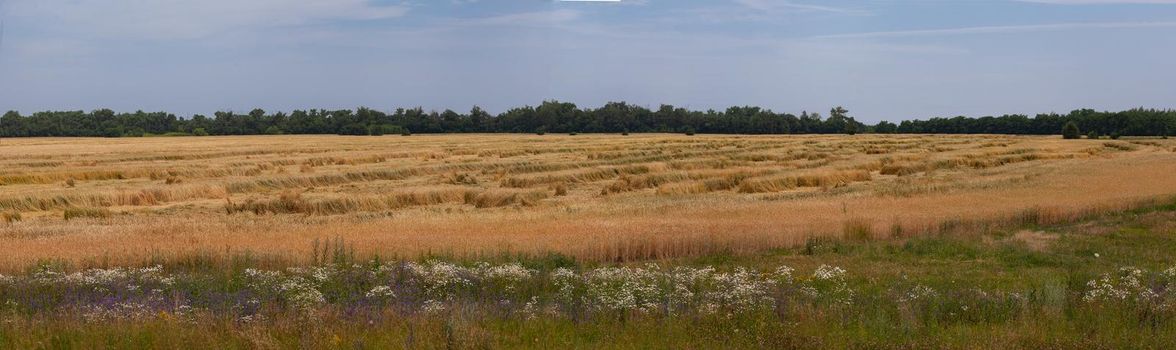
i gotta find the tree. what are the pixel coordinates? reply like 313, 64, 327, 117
0, 104, 1173, 137
337, 123, 367, 136
874, 121, 898, 134
368, 125, 385, 136
1061, 122, 1081, 139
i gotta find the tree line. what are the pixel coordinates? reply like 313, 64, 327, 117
1, 101, 1172, 137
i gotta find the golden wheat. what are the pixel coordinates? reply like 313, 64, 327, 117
0, 134, 1173, 270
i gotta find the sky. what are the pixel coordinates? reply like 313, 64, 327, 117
0, 0, 1174, 123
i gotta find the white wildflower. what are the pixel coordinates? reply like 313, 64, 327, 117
774, 265, 795, 284
406, 261, 473, 300
421, 300, 447, 313
813, 265, 847, 281
366, 285, 396, 299
702, 268, 776, 314
899, 285, 938, 303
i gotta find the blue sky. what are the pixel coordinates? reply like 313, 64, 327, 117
0, 0, 1173, 122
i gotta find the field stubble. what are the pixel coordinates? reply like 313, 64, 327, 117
1, 134, 1174, 270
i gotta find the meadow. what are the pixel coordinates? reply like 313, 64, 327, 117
2, 134, 1176, 348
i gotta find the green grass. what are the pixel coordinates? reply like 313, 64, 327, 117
2, 206, 1175, 349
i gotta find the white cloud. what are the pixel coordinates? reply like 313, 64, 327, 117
7, 0, 409, 40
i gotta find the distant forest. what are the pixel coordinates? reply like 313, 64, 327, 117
2, 101, 1173, 137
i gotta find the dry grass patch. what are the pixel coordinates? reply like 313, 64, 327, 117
62, 207, 113, 220
1, 212, 20, 223
738, 170, 872, 193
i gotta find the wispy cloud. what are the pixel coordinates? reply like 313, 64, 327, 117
7, 0, 409, 40
457, 9, 581, 27
733, 0, 858, 14
677, 0, 868, 23
811, 21, 1176, 39
1014, 0, 1176, 4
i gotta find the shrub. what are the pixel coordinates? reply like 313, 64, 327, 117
123, 128, 146, 137
368, 126, 385, 136
1110, 132, 1121, 140
375, 125, 404, 135
401, 129, 412, 136
63, 207, 112, 220
536, 127, 547, 136
685, 128, 697, 136
1, 211, 20, 223
1087, 131, 1100, 140
192, 128, 209, 136
1061, 122, 1081, 139
338, 123, 368, 136
264, 126, 283, 135
569, 132, 578, 136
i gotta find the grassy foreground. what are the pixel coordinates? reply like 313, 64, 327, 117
2, 200, 1176, 349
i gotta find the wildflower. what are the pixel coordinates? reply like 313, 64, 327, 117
421, 300, 447, 313
774, 265, 795, 284
899, 284, 938, 303
807, 265, 854, 305
405, 260, 473, 300
478, 263, 535, 293
1083, 266, 1167, 306
813, 265, 847, 281
702, 267, 776, 314
238, 314, 267, 324
366, 285, 396, 299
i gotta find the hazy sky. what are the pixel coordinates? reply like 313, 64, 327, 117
0, 0, 1174, 122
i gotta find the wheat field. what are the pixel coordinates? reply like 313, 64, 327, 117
0, 134, 1174, 270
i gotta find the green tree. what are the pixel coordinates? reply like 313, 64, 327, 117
338, 123, 367, 136
1061, 121, 1081, 139
873, 121, 898, 134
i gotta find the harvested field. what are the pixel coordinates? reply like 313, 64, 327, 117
1, 134, 1174, 270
